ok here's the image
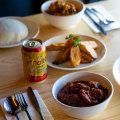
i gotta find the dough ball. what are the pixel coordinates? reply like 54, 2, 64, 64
0, 19, 28, 45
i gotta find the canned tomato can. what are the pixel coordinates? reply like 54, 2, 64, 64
21, 39, 47, 82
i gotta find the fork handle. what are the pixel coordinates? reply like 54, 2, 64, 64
16, 114, 20, 120
25, 109, 32, 120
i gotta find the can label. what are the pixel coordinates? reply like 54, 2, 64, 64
22, 39, 47, 82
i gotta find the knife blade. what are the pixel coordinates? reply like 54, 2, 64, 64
85, 8, 107, 36
27, 87, 44, 120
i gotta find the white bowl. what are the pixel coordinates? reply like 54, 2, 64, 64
52, 71, 114, 119
41, 0, 85, 30
113, 57, 120, 85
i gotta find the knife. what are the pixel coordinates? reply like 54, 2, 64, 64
27, 87, 44, 120
85, 8, 107, 36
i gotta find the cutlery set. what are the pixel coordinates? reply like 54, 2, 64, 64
85, 7, 115, 35
91, 8, 114, 25
3, 87, 44, 120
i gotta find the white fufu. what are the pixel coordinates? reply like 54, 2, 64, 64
0, 19, 28, 45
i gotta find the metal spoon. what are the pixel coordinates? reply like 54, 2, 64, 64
4, 96, 21, 120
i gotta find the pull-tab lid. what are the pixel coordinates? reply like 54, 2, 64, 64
23, 39, 42, 48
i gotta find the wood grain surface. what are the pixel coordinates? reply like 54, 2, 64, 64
0, 0, 120, 120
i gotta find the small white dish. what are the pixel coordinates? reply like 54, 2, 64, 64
113, 57, 120, 85
44, 34, 107, 70
52, 71, 114, 119
0, 17, 39, 48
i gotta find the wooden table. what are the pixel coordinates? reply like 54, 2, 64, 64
0, 0, 120, 119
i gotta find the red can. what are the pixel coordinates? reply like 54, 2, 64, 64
21, 39, 47, 82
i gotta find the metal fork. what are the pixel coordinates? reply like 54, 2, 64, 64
14, 90, 32, 120
91, 8, 115, 24
86, 8, 105, 25
86, 8, 114, 25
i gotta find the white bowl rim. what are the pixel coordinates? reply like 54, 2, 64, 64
41, 0, 85, 18
112, 57, 120, 86
52, 71, 114, 109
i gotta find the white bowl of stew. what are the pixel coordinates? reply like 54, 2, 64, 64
41, 0, 85, 30
52, 71, 114, 119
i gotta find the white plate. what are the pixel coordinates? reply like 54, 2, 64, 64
0, 17, 40, 48
44, 34, 107, 70
113, 57, 120, 85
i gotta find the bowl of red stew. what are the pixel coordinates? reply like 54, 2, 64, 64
52, 71, 114, 119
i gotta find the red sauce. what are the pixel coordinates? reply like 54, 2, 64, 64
57, 81, 108, 107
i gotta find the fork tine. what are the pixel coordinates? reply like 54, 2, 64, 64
15, 90, 24, 107
19, 90, 27, 106
14, 89, 32, 120
17, 90, 25, 107
17, 90, 26, 107
14, 91, 21, 106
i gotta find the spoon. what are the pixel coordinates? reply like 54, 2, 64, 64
4, 96, 21, 120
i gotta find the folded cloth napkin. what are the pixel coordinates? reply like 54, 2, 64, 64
83, 5, 120, 33
0, 90, 54, 120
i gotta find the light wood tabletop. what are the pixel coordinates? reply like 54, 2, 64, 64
0, 0, 120, 119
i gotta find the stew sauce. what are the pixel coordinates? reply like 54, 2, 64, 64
57, 81, 108, 107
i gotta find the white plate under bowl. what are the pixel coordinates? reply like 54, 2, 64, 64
0, 17, 40, 48
113, 57, 120, 85
44, 34, 107, 70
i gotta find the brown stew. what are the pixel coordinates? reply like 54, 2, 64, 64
45, 1, 79, 16
57, 81, 108, 107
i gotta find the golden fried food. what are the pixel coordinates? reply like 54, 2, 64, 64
45, 1, 79, 16
81, 52, 93, 63
79, 43, 97, 59
70, 46, 81, 67
46, 34, 98, 67
65, 37, 74, 47
46, 42, 66, 51
81, 57, 90, 63
53, 47, 70, 64
53, 38, 74, 64
81, 41, 98, 49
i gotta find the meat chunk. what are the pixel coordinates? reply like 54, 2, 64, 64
80, 89, 91, 105
57, 80, 108, 107
89, 81, 101, 88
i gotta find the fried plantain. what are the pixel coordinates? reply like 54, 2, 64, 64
51, 35, 98, 67
46, 42, 66, 51
70, 46, 81, 67
79, 43, 97, 59
65, 37, 74, 47
81, 51, 93, 63
81, 57, 90, 63
81, 41, 98, 49
53, 46, 71, 64
53, 37, 74, 64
